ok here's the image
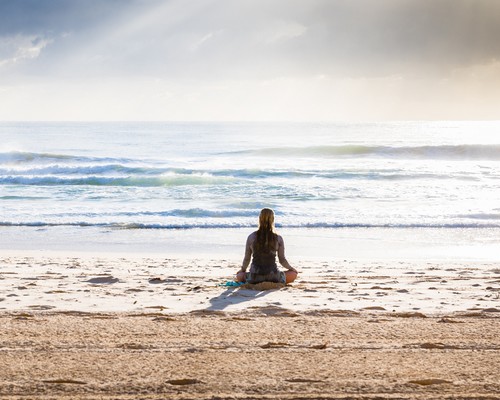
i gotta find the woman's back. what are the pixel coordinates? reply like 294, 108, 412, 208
248, 231, 278, 275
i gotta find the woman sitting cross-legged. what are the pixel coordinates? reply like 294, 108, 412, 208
236, 208, 298, 284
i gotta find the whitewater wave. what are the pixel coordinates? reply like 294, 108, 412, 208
227, 144, 500, 160
0, 164, 309, 179
0, 164, 154, 176
2, 221, 500, 229
0, 149, 497, 189
0, 171, 474, 186
30, 208, 259, 219
4, 145, 500, 169
0, 151, 131, 165
0, 174, 232, 187
0, 163, 481, 187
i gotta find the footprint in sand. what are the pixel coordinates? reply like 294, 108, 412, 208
166, 379, 202, 385
407, 379, 452, 386
28, 305, 56, 310
86, 276, 119, 284
42, 379, 86, 385
286, 378, 324, 383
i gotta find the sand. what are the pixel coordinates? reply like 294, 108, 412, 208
1, 311, 499, 399
1, 252, 499, 399
1, 252, 499, 314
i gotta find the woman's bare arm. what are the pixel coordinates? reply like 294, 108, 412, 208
277, 235, 296, 272
241, 233, 254, 271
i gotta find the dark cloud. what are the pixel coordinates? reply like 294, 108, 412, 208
207, 0, 500, 77
309, 0, 500, 75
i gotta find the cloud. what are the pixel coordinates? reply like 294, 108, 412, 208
0, 34, 53, 68
263, 20, 307, 44
1, 0, 500, 120
3, 0, 500, 80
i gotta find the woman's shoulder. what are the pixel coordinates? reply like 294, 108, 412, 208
247, 231, 258, 240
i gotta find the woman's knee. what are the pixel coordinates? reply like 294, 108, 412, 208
285, 270, 298, 284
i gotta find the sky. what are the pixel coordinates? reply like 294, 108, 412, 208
0, 0, 499, 121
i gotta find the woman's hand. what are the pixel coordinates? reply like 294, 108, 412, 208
236, 269, 246, 283
288, 266, 298, 273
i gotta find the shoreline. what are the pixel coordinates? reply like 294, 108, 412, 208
3, 225, 500, 263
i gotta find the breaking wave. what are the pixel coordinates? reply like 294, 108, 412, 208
0, 150, 487, 188
228, 144, 500, 160
1, 221, 500, 229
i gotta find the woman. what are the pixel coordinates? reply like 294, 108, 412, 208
236, 208, 298, 284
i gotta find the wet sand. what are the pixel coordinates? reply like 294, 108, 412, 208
0, 253, 499, 399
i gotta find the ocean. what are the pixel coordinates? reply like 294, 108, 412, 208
1, 121, 499, 261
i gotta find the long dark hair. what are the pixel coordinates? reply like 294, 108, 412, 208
255, 208, 278, 252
